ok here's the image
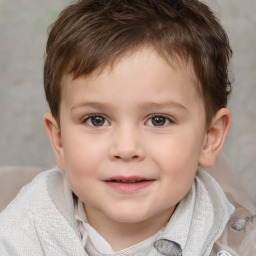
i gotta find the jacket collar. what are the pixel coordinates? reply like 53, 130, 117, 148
155, 167, 234, 256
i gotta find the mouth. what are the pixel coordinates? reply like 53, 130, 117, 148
103, 176, 155, 193
105, 176, 153, 183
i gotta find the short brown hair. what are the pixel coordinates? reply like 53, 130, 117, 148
44, 0, 232, 126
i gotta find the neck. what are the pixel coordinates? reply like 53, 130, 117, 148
84, 204, 174, 251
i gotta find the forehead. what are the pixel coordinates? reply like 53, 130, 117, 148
61, 47, 202, 110
64, 47, 198, 86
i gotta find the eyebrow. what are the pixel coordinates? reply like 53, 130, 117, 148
71, 102, 113, 111
71, 101, 188, 112
140, 101, 189, 112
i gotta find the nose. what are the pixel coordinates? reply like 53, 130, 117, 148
109, 125, 146, 161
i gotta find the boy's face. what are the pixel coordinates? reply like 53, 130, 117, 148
49, 48, 210, 225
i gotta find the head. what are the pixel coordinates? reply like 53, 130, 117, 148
43, 0, 232, 242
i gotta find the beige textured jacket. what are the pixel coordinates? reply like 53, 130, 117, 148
207, 154, 256, 256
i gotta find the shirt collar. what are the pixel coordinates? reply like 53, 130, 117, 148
158, 182, 196, 250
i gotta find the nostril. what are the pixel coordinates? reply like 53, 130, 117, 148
114, 154, 139, 160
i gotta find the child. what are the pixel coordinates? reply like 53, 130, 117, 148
1, 0, 255, 255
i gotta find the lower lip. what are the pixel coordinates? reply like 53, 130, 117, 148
104, 180, 154, 193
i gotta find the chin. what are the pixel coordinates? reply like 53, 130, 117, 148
107, 208, 153, 224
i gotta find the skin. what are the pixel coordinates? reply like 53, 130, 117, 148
44, 47, 230, 250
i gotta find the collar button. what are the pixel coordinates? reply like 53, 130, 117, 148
217, 251, 232, 256
154, 239, 182, 256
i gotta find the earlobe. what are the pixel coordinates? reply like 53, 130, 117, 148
43, 112, 65, 171
199, 108, 231, 168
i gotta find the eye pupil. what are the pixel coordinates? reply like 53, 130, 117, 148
91, 116, 105, 126
152, 116, 166, 126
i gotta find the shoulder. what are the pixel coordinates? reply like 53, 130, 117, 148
0, 167, 87, 255
211, 211, 256, 256
0, 168, 81, 254
0, 168, 70, 238
205, 154, 256, 255
0, 168, 66, 215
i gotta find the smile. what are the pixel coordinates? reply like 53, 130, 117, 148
103, 176, 155, 193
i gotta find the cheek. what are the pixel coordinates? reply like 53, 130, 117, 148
62, 140, 100, 199
61, 130, 105, 171
152, 133, 202, 171
64, 147, 98, 179
149, 132, 203, 198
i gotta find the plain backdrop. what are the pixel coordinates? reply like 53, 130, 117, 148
0, 0, 255, 204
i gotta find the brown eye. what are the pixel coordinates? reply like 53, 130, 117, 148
146, 115, 170, 127
86, 115, 109, 127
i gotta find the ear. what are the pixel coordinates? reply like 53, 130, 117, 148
43, 112, 65, 171
199, 108, 230, 168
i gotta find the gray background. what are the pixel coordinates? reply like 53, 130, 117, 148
0, 0, 255, 204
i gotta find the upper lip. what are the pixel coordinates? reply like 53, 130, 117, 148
103, 176, 155, 183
